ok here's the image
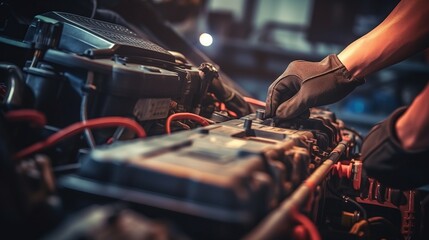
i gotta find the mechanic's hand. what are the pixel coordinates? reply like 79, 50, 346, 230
362, 107, 429, 190
265, 54, 365, 119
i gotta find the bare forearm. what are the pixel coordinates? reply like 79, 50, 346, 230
338, 0, 429, 78
396, 83, 429, 150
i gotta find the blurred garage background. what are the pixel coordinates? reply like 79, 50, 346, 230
156, 0, 429, 135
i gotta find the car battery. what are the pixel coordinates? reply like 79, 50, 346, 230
58, 114, 322, 219
61, 129, 280, 224
57, 115, 331, 239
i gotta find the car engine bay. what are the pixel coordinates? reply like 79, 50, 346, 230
0, 5, 426, 240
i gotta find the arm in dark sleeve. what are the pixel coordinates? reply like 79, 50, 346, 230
362, 107, 429, 190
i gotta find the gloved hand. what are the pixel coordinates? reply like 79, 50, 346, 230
265, 54, 365, 119
362, 107, 429, 190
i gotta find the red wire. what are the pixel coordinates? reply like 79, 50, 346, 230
227, 110, 238, 118
243, 96, 266, 107
166, 112, 210, 134
4, 109, 47, 128
220, 102, 227, 111
14, 116, 146, 160
217, 102, 238, 118
292, 209, 321, 240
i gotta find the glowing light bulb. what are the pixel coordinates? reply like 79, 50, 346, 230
199, 33, 213, 47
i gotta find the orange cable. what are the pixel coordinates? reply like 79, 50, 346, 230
166, 112, 210, 134
292, 209, 321, 240
14, 116, 146, 159
243, 96, 266, 107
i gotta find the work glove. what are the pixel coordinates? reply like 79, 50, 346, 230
265, 54, 365, 119
362, 107, 429, 190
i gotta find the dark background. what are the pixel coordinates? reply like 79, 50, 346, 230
2, 0, 429, 135
162, 0, 429, 135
